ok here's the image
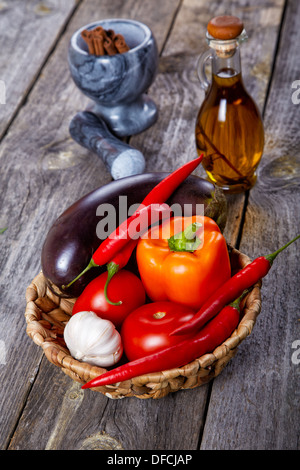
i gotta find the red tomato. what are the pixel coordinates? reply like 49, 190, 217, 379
72, 270, 146, 329
121, 301, 196, 361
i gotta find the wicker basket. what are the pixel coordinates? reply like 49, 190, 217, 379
25, 246, 261, 399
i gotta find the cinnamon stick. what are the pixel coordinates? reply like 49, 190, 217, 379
103, 35, 118, 55
93, 27, 105, 55
81, 26, 130, 56
81, 29, 96, 55
94, 36, 105, 55
106, 29, 116, 40
94, 26, 106, 36
114, 33, 130, 53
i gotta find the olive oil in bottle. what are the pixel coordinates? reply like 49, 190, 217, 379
195, 16, 264, 193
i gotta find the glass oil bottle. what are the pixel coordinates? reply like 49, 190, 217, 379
195, 16, 264, 193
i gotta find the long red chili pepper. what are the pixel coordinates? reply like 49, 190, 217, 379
64, 155, 203, 290
64, 203, 171, 289
103, 154, 204, 302
94, 203, 171, 265
171, 234, 300, 336
82, 290, 247, 389
140, 154, 203, 207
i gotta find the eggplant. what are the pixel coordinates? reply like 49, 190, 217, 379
41, 173, 227, 297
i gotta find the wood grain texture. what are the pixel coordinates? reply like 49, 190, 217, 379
1, 0, 297, 452
0, 0, 189, 451
201, 0, 300, 450
0, 0, 78, 140
10, 361, 209, 450
130, 0, 285, 246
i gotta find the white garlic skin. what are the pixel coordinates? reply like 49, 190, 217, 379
64, 311, 123, 367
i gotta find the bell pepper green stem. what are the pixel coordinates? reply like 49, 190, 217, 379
62, 258, 98, 290
265, 234, 300, 265
104, 262, 122, 306
168, 222, 202, 252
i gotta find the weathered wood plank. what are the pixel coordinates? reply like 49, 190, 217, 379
10, 362, 209, 450
201, 0, 300, 450
0, 0, 192, 451
0, 0, 78, 140
130, 0, 285, 247
0, 0, 290, 451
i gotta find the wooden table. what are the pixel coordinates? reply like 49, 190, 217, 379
1, 0, 299, 451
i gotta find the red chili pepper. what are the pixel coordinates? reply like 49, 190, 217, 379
171, 234, 300, 336
64, 155, 203, 291
93, 202, 171, 265
103, 154, 204, 302
81, 290, 246, 389
140, 154, 203, 207
64, 203, 171, 289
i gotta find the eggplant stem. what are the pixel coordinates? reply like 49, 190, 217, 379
62, 258, 98, 290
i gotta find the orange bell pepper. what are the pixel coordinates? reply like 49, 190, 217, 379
136, 216, 231, 310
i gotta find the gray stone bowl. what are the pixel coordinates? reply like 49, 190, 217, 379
68, 18, 159, 137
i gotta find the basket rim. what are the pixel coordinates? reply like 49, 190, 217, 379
24, 246, 262, 398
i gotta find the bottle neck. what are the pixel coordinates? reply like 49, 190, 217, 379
211, 45, 241, 78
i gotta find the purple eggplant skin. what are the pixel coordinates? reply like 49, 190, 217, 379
41, 173, 227, 297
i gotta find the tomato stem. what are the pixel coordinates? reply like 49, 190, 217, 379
104, 262, 122, 306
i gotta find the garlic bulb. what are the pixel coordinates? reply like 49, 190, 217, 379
64, 311, 123, 367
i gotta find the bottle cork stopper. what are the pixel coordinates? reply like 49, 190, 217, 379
207, 15, 244, 40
